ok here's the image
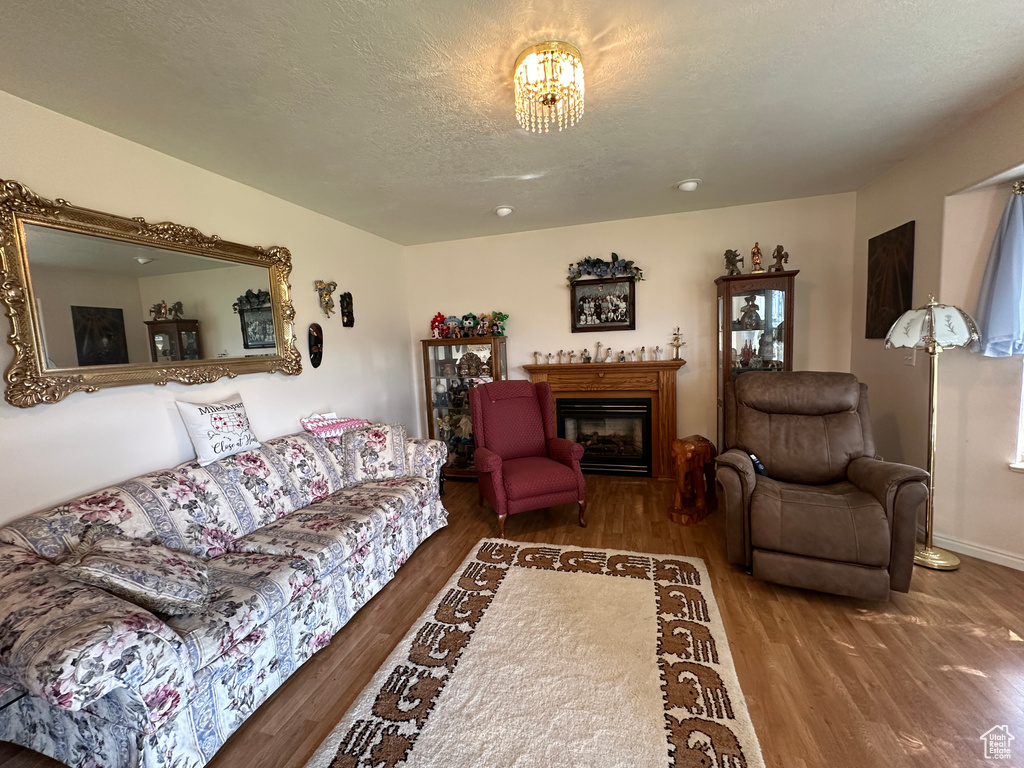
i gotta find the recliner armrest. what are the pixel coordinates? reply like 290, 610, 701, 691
847, 455, 929, 593
715, 449, 757, 568
547, 437, 584, 463
847, 456, 928, 511
715, 449, 756, 492
473, 446, 503, 474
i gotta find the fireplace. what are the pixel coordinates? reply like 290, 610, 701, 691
557, 398, 653, 476
524, 360, 684, 479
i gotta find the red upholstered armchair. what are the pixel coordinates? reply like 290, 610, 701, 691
469, 380, 587, 537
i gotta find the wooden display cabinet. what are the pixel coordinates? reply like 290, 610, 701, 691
145, 319, 202, 363
715, 270, 798, 447
421, 336, 508, 477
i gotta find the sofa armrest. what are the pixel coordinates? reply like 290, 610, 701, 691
715, 449, 757, 568
0, 542, 194, 729
405, 438, 448, 487
547, 437, 584, 463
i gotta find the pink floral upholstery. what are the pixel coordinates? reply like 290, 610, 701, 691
469, 381, 587, 536
0, 429, 448, 768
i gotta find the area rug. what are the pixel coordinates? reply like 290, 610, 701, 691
306, 540, 764, 768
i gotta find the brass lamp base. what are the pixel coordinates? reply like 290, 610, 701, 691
914, 543, 961, 571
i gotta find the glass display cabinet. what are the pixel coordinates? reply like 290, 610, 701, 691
421, 336, 508, 477
715, 270, 798, 447
145, 319, 202, 363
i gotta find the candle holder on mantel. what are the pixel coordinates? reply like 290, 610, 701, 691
669, 328, 686, 360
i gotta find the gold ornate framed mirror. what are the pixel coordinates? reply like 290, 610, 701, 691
0, 179, 301, 407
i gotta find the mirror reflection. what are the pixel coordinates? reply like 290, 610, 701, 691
24, 223, 274, 369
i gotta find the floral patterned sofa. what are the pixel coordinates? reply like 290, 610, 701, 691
0, 425, 447, 768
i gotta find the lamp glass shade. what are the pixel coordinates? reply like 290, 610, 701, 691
884, 299, 980, 350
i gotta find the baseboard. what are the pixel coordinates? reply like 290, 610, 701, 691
931, 534, 1024, 572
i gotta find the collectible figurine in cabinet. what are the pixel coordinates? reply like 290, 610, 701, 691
437, 414, 453, 441
461, 313, 477, 335
457, 351, 481, 376
739, 296, 763, 329
445, 316, 462, 338
476, 314, 491, 336
491, 311, 508, 336
448, 379, 469, 409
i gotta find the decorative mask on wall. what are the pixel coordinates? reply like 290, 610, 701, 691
315, 280, 338, 318
308, 323, 323, 368
340, 292, 354, 327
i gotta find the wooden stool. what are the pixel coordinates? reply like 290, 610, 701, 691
669, 435, 718, 525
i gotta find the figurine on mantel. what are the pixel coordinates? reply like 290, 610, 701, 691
605, 348, 613, 362
546, 352, 554, 364
581, 349, 592, 363
654, 345, 663, 361
533, 351, 541, 365
629, 349, 636, 362
640, 346, 647, 362
569, 350, 577, 364
557, 350, 564, 364
618, 350, 626, 362
595, 341, 603, 362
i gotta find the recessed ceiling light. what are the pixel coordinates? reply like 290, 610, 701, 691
135, 256, 154, 265
676, 179, 701, 192
494, 205, 515, 217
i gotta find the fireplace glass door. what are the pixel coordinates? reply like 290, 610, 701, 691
557, 398, 653, 476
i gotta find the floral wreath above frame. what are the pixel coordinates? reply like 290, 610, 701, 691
567, 253, 644, 284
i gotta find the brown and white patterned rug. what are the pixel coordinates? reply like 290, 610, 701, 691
306, 539, 764, 768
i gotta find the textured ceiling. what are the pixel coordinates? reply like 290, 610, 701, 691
2, 0, 1024, 245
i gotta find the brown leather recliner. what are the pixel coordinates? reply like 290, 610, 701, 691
716, 371, 929, 600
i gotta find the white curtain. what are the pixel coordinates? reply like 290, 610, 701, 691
976, 190, 1024, 357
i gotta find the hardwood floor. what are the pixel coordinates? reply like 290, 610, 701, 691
3, 475, 1023, 767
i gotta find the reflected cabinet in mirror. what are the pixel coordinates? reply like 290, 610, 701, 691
0, 179, 301, 407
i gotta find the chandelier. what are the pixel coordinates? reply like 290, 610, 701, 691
513, 41, 585, 133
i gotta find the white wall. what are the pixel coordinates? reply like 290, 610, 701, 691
404, 193, 857, 442
852, 83, 1024, 569
0, 91, 416, 525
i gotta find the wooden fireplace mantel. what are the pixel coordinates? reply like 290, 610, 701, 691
523, 359, 686, 479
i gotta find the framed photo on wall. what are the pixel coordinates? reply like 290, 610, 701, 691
239, 306, 276, 349
570, 277, 636, 333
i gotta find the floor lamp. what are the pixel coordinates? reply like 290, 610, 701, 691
885, 295, 979, 571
